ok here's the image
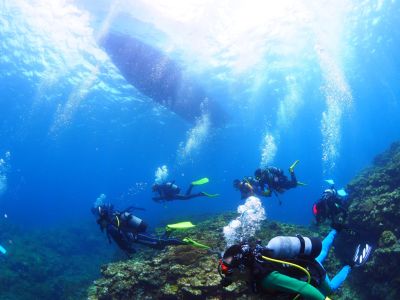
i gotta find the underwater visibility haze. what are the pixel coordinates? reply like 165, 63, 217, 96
1, 0, 400, 299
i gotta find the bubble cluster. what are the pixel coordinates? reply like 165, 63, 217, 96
223, 196, 266, 246
260, 132, 277, 168
155, 165, 169, 184
178, 113, 210, 164
0, 151, 11, 198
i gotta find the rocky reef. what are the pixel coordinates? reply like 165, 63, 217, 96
88, 214, 355, 300
0, 220, 115, 300
344, 142, 400, 300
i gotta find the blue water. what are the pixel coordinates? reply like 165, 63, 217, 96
0, 0, 399, 236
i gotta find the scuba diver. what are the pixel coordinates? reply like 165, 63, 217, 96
92, 203, 209, 256
254, 160, 305, 198
218, 230, 372, 300
152, 177, 219, 202
233, 176, 266, 199
313, 180, 348, 226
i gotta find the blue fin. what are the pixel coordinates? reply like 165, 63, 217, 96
325, 179, 335, 185
337, 189, 348, 197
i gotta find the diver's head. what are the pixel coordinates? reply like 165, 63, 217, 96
218, 243, 253, 285
233, 179, 241, 189
324, 188, 337, 198
92, 204, 114, 221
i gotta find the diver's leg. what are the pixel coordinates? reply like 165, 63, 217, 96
289, 171, 297, 187
185, 184, 194, 195
135, 234, 163, 248
316, 229, 337, 264
136, 234, 184, 249
175, 194, 191, 200
175, 193, 204, 200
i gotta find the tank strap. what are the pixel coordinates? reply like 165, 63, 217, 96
297, 235, 305, 255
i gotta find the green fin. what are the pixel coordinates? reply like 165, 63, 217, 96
289, 160, 300, 173
191, 177, 209, 186
297, 181, 307, 186
183, 237, 210, 249
202, 192, 219, 198
166, 221, 196, 230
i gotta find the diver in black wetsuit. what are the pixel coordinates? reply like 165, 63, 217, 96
254, 160, 303, 197
92, 204, 185, 255
152, 178, 218, 202
313, 187, 348, 226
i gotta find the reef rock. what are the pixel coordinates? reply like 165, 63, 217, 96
345, 142, 400, 300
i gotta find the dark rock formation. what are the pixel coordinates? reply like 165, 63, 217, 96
344, 142, 400, 300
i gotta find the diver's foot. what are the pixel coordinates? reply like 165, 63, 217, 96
351, 243, 373, 268
289, 160, 300, 173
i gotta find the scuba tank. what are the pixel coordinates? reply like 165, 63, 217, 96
266, 235, 322, 259
120, 212, 148, 233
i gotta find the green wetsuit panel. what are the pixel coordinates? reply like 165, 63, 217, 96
261, 271, 326, 300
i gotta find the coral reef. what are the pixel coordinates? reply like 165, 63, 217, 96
0, 220, 115, 300
344, 142, 400, 300
88, 215, 352, 300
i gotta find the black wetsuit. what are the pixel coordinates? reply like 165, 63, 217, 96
95, 206, 184, 255
152, 181, 205, 202
258, 167, 297, 194
313, 188, 347, 224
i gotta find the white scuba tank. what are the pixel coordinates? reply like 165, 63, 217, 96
266, 236, 322, 259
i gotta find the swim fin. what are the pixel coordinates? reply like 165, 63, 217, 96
352, 243, 372, 267
191, 177, 209, 186
337, 189, 348, 197
297, 181, 307, 186
202, 192, 219, 198
166, 221, 196, 231
325, 179, 335, 185
183, 237, 210, 249
289, 160, 300, 173
0, 244, 6, 255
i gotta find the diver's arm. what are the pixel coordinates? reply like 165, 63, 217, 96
262, 271, 326, 300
